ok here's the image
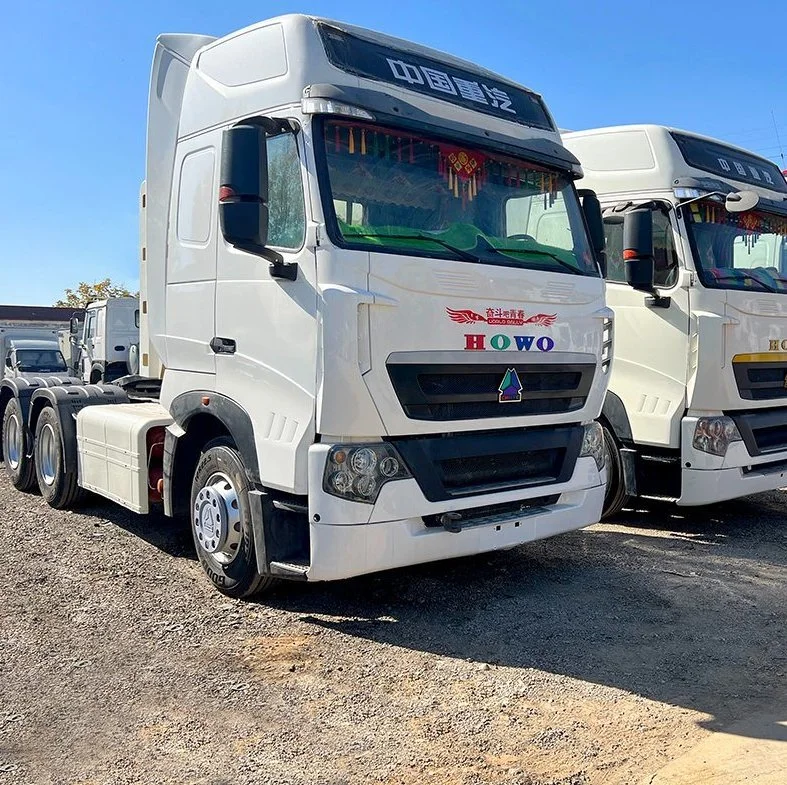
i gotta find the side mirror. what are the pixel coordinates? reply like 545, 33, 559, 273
578, 189, 606, 277
220, 124, 269, 250
70, 316, 79, 334
623, 209, 655, 292
726, 190, 760, 213
5, 355, 12, 368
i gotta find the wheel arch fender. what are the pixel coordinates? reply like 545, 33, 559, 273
164, 392, 260, 519
600, 390, 633, 444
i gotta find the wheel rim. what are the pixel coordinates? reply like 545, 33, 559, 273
4, 414, 21, 470
39, 423, 57, 486
193, 472, 242, 565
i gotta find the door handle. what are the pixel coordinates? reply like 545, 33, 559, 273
210, 337, 236, 355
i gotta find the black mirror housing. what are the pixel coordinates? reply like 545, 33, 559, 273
578, 189, 606, 277
220, 124, 269, 250
5, 355, 12, 368
623, 209, 655, 291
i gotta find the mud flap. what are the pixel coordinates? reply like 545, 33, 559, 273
620, 448, 638, 496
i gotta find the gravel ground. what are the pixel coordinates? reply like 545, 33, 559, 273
1, 467, 786, 785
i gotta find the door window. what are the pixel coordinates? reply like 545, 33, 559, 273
604, 208, 679, 287
266, 133, 306, 249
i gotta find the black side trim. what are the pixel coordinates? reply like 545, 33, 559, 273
601, 391, 633, 443
168, 392, 261, 483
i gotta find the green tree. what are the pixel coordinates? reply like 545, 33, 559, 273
54, 278, 137, 308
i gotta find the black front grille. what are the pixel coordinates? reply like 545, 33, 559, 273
439, 449, 563, 493
733, 361, 787, 401
388, 362, 595, 421
391, 425, 583, 501
728, 408, 787, 456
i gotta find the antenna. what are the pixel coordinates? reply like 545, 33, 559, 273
772, 109, 785, 167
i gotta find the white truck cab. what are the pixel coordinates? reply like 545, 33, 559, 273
2, 15, 612, 598
71, 298, 139, 383
564, 125, 787, 515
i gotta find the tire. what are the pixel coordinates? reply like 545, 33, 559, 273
2, 398, 36, 491
89, 365, 104, 384
601, 422, 630, 519
190, 437, 276, 599
34, 407, 84, 508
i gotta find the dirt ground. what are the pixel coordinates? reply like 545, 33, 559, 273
1, 467, 785, 785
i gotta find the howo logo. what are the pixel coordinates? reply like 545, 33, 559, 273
446, 307, 557, 353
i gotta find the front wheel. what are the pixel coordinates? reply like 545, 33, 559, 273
190, 437, 276, 599
2, 399, 36, 491
601, 423, 630, 519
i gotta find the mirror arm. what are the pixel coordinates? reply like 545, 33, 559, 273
646, 291, 672, 309
235, 243, 298, 281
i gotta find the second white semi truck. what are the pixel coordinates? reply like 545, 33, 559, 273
1, 15, 612, 597
565, 125, 787, 516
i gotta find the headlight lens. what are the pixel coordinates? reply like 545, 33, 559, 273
323, 443, 411, 503
692, 416, 742, 456
580, 422, 606, 472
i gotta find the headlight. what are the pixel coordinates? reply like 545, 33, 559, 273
580, 422, 606, 472
692, 416, 742, 457
323, 443, 411, 504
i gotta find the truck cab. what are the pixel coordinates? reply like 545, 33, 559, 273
4, 340, 68, 380
75, 298, 139, 383
564, 125, 787, 515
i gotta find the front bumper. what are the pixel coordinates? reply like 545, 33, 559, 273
305, 450, 604, 581
679, 414, 787, 505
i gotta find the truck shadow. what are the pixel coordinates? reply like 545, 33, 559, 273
77, 496, 197, 560
263, 490, 787, 742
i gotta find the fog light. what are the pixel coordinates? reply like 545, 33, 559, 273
692, 416, 741, 457
323, 443, 411, 504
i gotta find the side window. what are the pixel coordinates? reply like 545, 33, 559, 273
653, 211, 679, 287
603, 217, 626, 282
84, 312, 96, 341
603, 209, 679, 287
267, 133, 306, 249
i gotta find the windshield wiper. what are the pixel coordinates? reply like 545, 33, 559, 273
481, 243, 585, 276
343, 232, 481, 263
709, 269, 780, 293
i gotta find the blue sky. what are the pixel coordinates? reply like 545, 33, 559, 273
2, 0, 785, 305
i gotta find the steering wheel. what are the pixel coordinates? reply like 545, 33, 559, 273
507, 233, 535, 242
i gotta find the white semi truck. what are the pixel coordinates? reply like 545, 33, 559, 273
0, 15, 612, 597
564, 125, 787, 516
60, 297, 140, 383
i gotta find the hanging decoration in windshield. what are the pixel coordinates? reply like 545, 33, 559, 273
671, 132, 787, 194
317, 24, 554, 131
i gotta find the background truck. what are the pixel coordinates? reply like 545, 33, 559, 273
564, 125, 787, 516
61, 297, 139, 383
4, 339, 69, 380
1, 15, 611, 598
1, 304, 78, 365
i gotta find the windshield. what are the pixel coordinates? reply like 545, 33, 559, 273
686, 200, 787, 293
15, 349, 67, 373
319, 119, 598, 276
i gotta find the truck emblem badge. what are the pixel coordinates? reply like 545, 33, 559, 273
446, 307, 557, 327
498, 368, 523, 403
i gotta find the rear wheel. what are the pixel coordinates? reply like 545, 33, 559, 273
2, 399, 36, 491
34, 407, 84, 508
601, 422, 630, 519
190, 437, 276, 599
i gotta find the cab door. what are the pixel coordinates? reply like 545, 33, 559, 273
603, 206, 690, 448
81, 309, 97, 381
